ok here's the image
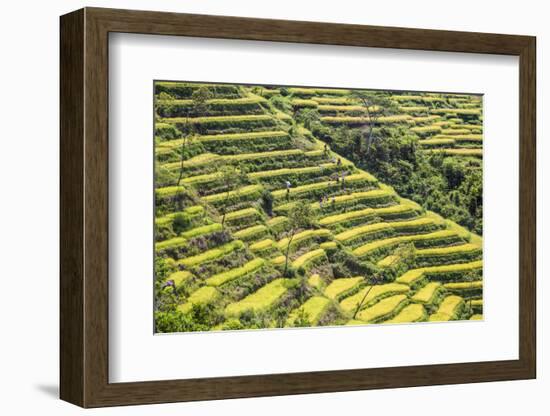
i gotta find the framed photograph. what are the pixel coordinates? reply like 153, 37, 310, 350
60, 7, 536, 408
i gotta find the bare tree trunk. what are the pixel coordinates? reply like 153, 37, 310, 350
221, 188, 231, 228
352, 281, 375, 319
283, 232, 295, 275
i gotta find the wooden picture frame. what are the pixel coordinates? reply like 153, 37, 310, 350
60, 7, 536, 408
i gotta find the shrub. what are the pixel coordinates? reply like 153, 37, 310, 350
261, 190, 274, 216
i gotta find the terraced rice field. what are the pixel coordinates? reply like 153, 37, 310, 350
154, 82, 483, 333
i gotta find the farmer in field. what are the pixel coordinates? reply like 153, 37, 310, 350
162, 279, 176, 294
285, 180, 291, 201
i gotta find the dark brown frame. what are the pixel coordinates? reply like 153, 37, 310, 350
60, 7, 536, 408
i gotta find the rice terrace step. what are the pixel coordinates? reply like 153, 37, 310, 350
153, 81, 484, 333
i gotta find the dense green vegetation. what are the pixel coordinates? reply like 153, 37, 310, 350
153, 82, 483, 333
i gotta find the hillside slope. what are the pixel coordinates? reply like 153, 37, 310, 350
154, 82, 483, 332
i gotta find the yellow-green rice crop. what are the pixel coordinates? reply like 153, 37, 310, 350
324, 277, 364, 300
443, 281, 483, 290
395, 260, 483, 285
248, 164, 336, 181
312, 97, 358, 105
320, 241, 337, 250
156, 96, 265, 107
429, 148, 482, 157
161, 153, 221, 171
181, 172, 223, 185
385, 304, 427, 324
291, 99, 319, 108
353, 229, 458, 257
167, 270, 193, 286
292, 249, 327, 269
272, 173, 377, 200
277, 187, 395, 213
412, 115, 442, 124
249, 239, 276, 252
196, 130, 288, 144
233, 224, 268, 240
418, 138, 456, 146
345, 319, 366, 326
277, 229, 332, 250
356, 294, 409, 323
221, 149, 302, 162
155, 186, 186, 198
308, 274, 323, 290
399, 106, 429, 113
410, 125, 442, 135
206, 258, 265, 287
319, 207, 376, 226
178, 286, 220, 313
470, 314, 483, 320
340, 283, 410, 313
320, 200, 420, 227
177, 240, 244, 268
288, 87, 350, 95
225, 279, 292, 317
202, 184, 263, 203
267, 216, 288, 228
271, 255, 286, 266
377, 255, 399, 267
440, 128, 473, 135
318, 104, 379, 113
411, 282, 442, 303
181, 223, 223, 239
430, 108, 481, 116
224, 207, 261, 222
321, 115, 414, 124
428, 295, 464, 321
155, 237, 187, 251
286, 296, 331, 326
433, 134, 482, 142
390, 95, 445, 103
415, 243, 481, 257
162, 114, 274, 125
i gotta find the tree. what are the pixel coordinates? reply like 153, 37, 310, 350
219, 165, 246, 228
352, 274, 381, 319
350, 91, 395, 159
176, 87, 212, 186
283, 203, 315, 275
